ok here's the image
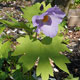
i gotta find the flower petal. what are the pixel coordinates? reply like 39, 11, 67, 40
32, 5, 65, 38
32, 15, 39, 27
47, 5, 66, 18
40, 15, 62, 37
37, 12, 48, 19
32, 12, 48, 27
35, 27, 41, 34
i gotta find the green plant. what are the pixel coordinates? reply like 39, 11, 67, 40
74, 27, 80, 31
64, 74, 79, 80
0, 2, 72, 80
75, 0, 80, 4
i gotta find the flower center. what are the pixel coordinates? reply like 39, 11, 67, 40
42, 15, 49, 22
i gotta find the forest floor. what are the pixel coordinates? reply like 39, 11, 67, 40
0, 0, 80, 80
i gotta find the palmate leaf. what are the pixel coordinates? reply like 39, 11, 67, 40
0, 39, 11, 58
21, 3, 41, 22
12, 35, 70, 80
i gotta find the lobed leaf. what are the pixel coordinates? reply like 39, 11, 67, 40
21, 3, 41, 22
12, 35, 70, 80
0, 40, 11, 58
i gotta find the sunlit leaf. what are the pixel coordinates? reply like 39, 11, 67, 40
0, 41, 11, 58
12, 35, 70, 80
41, 1, 51, 12
21, 3, 41, 21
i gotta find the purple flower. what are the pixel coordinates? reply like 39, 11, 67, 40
32, 5, 65, 38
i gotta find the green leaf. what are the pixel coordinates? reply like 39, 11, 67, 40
0, 19, 32, 33
22, 3, 41, 21
0, 59, 3, 69
62, 38, 70, 44
41, 1, 51, 12
12, 35, 70, 80
64, 74, 79, 80
12, 70, 26, 80
58, 21, 67, 32
0, 41, 11, 58
0, 71, 8, 80
0, 24, 5, 34
74, 26, 80, 31
75, 0, 80, 3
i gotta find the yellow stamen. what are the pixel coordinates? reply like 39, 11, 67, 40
42, 15, 49, 22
